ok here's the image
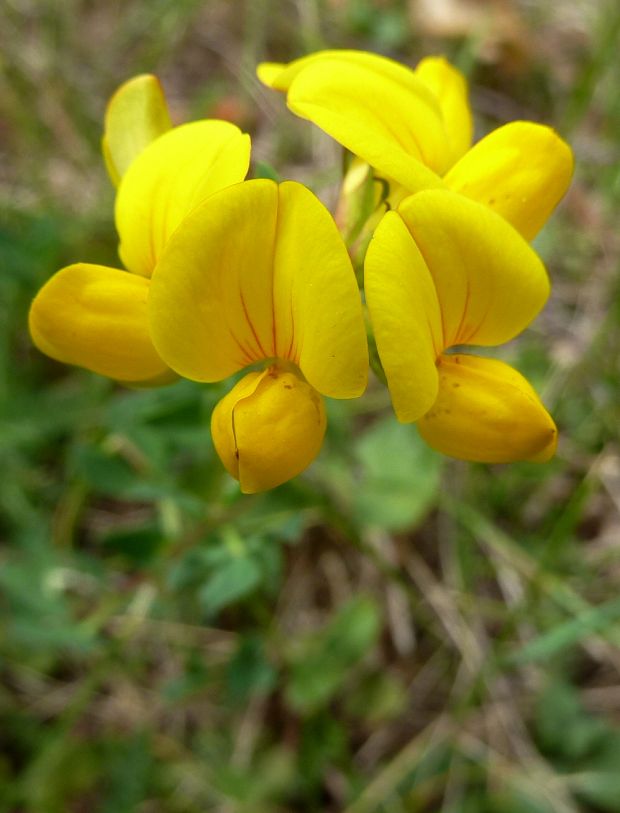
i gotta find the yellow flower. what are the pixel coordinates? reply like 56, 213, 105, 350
29, 75, 251, 385
364, 190, 558, 463
148, 178, 368, 492
258, 50, 573, 241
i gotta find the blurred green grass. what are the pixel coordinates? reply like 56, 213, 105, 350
2, 0, 620, 811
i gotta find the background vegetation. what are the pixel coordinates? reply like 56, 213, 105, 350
2, 0, 620, 810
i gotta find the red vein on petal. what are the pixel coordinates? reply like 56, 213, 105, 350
286, 297, 297, 361
240, 288, 268, 358
226, 314, 256, 366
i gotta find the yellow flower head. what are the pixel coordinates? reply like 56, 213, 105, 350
258, 50, 573, 241
365, 190, 558, 463
148, 178, 369, 492
29, 75, 251, 385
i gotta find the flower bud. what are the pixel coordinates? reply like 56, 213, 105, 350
211, 365, 327, 493
335, 158, 379, 241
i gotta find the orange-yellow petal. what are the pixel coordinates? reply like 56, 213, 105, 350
444, 121, 574, 240
414, 56, 473, 165
149, 179, 368, 398
28, 263, 173, 384
397, 190, 550, 349
418, 354, 557, 463
102, 74, 172, 186
115, 120, 250, 277
211, 365, 326, 493
364, 210, 442, 422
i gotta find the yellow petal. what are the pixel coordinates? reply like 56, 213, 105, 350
149, 179, 368, 398
115, 120, 251, 278
444, 121, 574, 240
276, 181, 368, 398
397, 190, 550, 348
418, 354, 557, 463
211, 365, 326, 493
364, 210, 442, 422
272, 52, 450, 189
28, 263, 173, 384
258, 49, 435, 93
256, 61, 288, 89
414, 56, 473, 166
102, 74, 172, 186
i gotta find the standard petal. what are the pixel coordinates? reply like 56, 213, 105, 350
149, 179, 368, 398
398, 190, 550, 348
256, 61, 289, 89
364, 210, 442, 422
418, 354, 557, 463
102, 74, 172, 186
149, 180, 281, 382
29, 263, 173, 384
258, 49, 442, 93
282, 56, 450, 189
115, 120, 251, 277
275, 181, 368, 398
413, 56, 473, 165
211, 365, 327, 493
444, 121, 574, 240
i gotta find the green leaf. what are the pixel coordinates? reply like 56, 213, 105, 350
343, 671, 407, 723
353, 417, 442, 531
0, 549, 98, 657
70, 443, 141, 498
576, 755, 620, 812
199, 556, 262, 616
535, 679, 607, 761
22, 733, 99, 813
226, 634, 277, 703
297, 713, 348, 793
161, 650, 211, 703
100, 523, 166, 566
286, 595, 381, 714
101, 733, 153, 813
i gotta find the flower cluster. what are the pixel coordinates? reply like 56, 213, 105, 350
29, 51, 573, 492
